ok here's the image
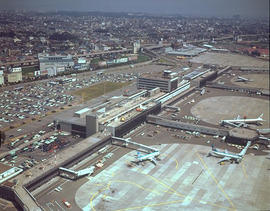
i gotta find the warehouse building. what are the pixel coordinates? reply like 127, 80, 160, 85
38, 54, 74, 75
165, 44, 207, 57
137, 70, 179, 92
7, 67, 22, 83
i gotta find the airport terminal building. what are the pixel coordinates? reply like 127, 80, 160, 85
137, 70, 179, 92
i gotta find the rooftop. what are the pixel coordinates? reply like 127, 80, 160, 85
0, 163, 12, 174
229, 128, 259, 140
75, 108, 91, 115
165, 45, 207, 57
139, 71, 178, 81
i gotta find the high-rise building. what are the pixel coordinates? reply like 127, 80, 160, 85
0, 70, 4, 85
133, 40, 141, 54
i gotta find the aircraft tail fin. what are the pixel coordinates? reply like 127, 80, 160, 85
259, 113, 264, 119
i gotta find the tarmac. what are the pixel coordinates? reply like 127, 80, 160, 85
230, 73, 269, 90
31, 120, 270, 210
190, 96, 269, 128
74, 143, 270, 211
190, 52, 269, 68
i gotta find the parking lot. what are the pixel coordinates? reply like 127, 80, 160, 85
0, 64, 169, 175
0, 70, 142, 130
0, 128, 83, 172
0, 63, 171, 130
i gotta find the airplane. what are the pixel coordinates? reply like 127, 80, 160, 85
208, 141, 251, 164
220, 114, 265, 128
235, 76, 253, 83
135, 151, 160, 165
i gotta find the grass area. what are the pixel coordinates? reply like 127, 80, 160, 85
136, 54, 151, 63
157, 58, 170, 63
72, 81, 131, 101
91, 58, 102, 65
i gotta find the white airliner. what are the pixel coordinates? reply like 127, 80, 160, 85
135, 151, 160, 165
220, 114, 265, 128
208, 141, 251, 164
235, 76, 253, 82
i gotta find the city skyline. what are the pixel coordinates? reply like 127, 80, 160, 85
0, 0, 269, 18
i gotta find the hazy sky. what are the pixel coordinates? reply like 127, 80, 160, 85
1, 0, 269, 18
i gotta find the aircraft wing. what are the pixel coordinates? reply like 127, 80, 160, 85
235, 78, 244, 82
217, 157, 231, 164
225, 121, 242, 128
150, 158, 157, 165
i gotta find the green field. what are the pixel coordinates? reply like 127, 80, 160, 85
136, 54, 151, 63
72, 81, 131, 101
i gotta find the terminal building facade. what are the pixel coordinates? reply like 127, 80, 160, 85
54, 90, 163, 138
137, 70, 179, 92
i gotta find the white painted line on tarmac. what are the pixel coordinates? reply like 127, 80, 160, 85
46, 202, 54, 211
55, 200, 65, 211
59, 179, 69, 188
110, 147, 120, 154
47, 188, 56, 195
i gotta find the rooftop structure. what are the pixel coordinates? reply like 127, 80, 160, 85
38, 54, 74, 75
165, 44, 207, 57
7, 71, 22, 83
74, 108, 91, 118
229, 128, 259, 141
137, 70, 179, 92
183, 68, 210, 80
0, 163, 23, 184
55, 90, 163, 137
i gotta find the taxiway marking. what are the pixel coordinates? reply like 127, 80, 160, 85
241, 160, 248, 179
196, 152, 236, 210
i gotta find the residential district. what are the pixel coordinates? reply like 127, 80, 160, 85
0, 11, 269, 211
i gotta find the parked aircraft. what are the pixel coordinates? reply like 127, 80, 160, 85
220, 114, 264, 128
135, 151, 160, 165
208, 141, 251, 164
235, 76, 253, 82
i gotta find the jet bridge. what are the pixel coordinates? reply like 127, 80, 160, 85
77, 166, 95, 177
164, 105, 180, 112
111, 136, 159, 153
59, 166, 95, 180
59, 167, 77, 180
